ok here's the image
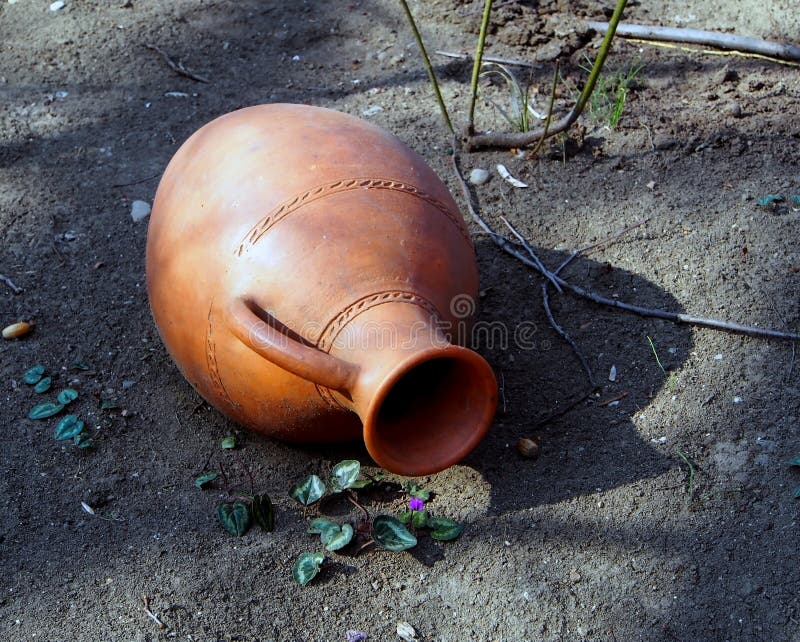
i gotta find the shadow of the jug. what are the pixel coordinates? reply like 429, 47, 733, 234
292, 240, 690, 519
461, 238, 693, 514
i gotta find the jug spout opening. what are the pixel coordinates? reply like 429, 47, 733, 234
361, 347, 497, 476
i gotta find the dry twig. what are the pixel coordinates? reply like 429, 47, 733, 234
111, 173, 160, 188
144, 44, 209, 83
465, 0, 629, 150
142, 595, 166, 630
0, 273, 23, 294
451, 143, 800, 342
435, 50, 532, 68
588, 21, 800, 63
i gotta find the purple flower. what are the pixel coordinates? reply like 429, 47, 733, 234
409, 497, 425, 511
345, 631, 368, 642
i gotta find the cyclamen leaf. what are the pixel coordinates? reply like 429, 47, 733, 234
349, 478, 373, 489
330, 460, 361, 491
404, 482, 431, 501
412, 509, 428, 529
217, 501, 251, 537
324, 523, 354, 552
756, 194, 783, 206
290, 475, 326, 505
54, 415, 84, 440
252, 494, 275, 532
57, 388, 79, 405
29, 402, 64, 420
372, 515, 417, 551
22, 365, 46, 385
397, 510, 412, 525
308, 517, 340, 537
74, 432, 93, 449
794, 484, 800, 499
427, 516, 464, 541
293, 552, 324, 586
787, 456, 800, 467
194, 472, 219, 489
34, 377, 52, 393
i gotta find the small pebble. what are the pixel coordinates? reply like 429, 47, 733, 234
724, 102, 743, 118
2, 321, 31, 339
50, 0, 65, 10
713, 353, 724, 361
517, 437, 540, 459
130, 200, 151, 222
569, 569, 582, 583
646, 180, 656, 190
396, 621, 418, 641
469, 168, 490, 185
733, 396, 743, 404
122, 380, 136, 390
362, 105, 383, 117
607, 400, 620, 408
608, 365, 617, 382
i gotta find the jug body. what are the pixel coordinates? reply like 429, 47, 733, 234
146, 104, 497, 474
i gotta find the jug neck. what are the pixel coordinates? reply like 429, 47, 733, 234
327, 300, 497, 475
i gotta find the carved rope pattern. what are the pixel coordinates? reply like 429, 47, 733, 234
206, 301, 235, 409
235, 177, 471, 256
316, 290, 442, 353
313, 289, 443, 409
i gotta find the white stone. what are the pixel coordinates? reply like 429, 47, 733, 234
130, 200, 151, 222
469, 168, 490, 185
50, 1, 65, 11
362, 105, 383, 117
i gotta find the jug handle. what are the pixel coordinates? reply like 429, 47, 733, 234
226, 298, 358, 393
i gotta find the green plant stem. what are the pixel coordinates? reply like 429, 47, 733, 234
676, 450, 695, 499
466, 0, 629, 149
467, 0, 493, 132
646, 335, 668, 375
399, 0, 453, 134
531, 61, 560, 156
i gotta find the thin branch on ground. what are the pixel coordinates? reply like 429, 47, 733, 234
542, 281, 597, 388
467, 0, 494, 133
144, 44, 209, 83
499, 216, 561, 292
435, 50, 532, 68
554, 216, 650, 276
142, 595, 166, 630
399, 0, 454, 134
599, 391, 629, 406
111, 173, 160, 188
587, 21, 800, 63
533, 387, 596, 427
0, 273, 23, 294
465, 0, 628, 150
346, 490, 371, 523
451, 143, 800, 343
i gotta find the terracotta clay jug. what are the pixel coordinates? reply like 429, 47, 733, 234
146, 104, 497, 475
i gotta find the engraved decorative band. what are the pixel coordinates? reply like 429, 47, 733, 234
235, 177, 471, 256
315, 290, 442, 353
206, 300, 235, 409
